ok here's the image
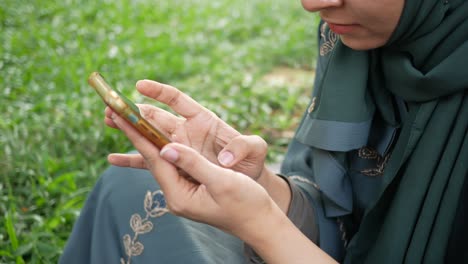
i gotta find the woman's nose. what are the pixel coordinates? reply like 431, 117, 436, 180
301, 0, 343, 12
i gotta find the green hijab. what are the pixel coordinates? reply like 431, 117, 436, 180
333, 0, 468, 262
304, 0, 467, 262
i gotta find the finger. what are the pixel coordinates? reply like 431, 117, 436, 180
107, 153, 147, 169
105, 103, 179, 136
160, 143, 236, 189
217, 135, 268, 167
136, 80, 206, 119
104, 107, 118, 129
105, 101, 181, 134
105, 106, 113, 118
110, 112, 184, 191
110, 112, 162, 167
136, 104, 180, 135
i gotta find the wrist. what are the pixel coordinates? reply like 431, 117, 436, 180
239, 200, 290, 247
240, 203, 337, 264
257, 167, 291, 213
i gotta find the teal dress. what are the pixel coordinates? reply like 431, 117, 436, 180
61, 0, 468, 262
60, 22, 384, 263
60, 166, 246, 264
59, 23, 403, 264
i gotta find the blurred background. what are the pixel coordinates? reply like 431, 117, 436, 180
0, 0, 318, 262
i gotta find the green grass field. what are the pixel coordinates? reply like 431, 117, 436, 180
0, 0, 318, 262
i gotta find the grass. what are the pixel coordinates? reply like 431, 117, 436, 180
0, 0, 318, 262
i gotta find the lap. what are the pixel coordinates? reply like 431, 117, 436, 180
60, 166, 245, 264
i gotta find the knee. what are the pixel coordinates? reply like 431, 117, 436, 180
96, 165, 160, 206
101, 165, 155, 187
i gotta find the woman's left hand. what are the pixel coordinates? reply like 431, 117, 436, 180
110, 111, 279, 238
105, 80, 268, 182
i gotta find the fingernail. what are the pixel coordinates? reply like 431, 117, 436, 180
136, 80, 144, 87
111, 112, 117, 120
160, 147, 179, 162
218, 151, 234, 166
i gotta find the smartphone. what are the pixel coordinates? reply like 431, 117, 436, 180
88, 72, 171, 149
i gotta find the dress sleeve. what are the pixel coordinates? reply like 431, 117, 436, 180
243, 173, 319, 264
273, 137, 348, 261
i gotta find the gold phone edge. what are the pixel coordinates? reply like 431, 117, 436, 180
88, 72, 170, 148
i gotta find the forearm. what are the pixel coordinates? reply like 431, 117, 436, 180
242, 203, 337, 264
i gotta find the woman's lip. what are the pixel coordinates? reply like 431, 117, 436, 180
327, 22, 359, 35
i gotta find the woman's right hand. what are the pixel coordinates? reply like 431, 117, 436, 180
105, 79, 270, 182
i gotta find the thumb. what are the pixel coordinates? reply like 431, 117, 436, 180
160, 143, 235, 188
217, 135, 268, 167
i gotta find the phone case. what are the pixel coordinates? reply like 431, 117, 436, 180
88, 72, 171, 149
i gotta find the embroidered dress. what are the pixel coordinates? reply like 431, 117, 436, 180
60, 166, 246, 264
60, 0, 468, 262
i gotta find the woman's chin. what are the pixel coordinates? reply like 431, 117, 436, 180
340, 35, 387, 51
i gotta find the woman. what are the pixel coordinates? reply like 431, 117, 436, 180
61, 0, 468, 263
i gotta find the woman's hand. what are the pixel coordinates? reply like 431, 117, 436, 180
105, 80, 268, 181
106, 79, 291, 212
109, 109, 277, 237
110, 111, 336, 264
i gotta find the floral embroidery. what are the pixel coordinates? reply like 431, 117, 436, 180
320, 22, 339, 56
358, 146, 379, 160
120, 190, 169, 264
358, 146, 390, 176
